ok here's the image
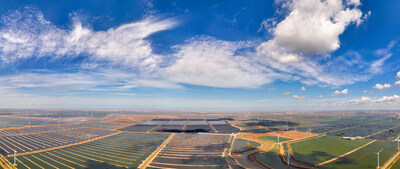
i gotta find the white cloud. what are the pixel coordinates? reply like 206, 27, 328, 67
347, 95, 400, 105
369, 41, 396, 74
394, 71, 400, 85
299, 86, 306, 91
0, 8, 282, 89
0, 6, 389, 92
329, 88, 348, 96
259, 0, 365, 58
0, 70, 183, 94
347, 0, 361, 6
373, 83, 392, 90
68, 18, 178, 71
163, 36, 277, 88
0, 7, 178, 72
111, 93, 136, 96
282, 92, 290, 95
253, 0, 380, 87
292, 95, 305, 100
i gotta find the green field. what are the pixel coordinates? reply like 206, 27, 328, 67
320, 141, 398, 169
290, 135, 371, 165
258, 136, 292, 143
391, 157, 400, 169
256, 144, 297, 169
238, 125, 269, 133
232, 139, 261, 152
8, 133, 169, 169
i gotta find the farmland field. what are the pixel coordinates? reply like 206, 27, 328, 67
0, 124, 83, 136
296, 124, 356, 134
7, 132, 169, 169
119, 124, 158, 132
213, 124, 240, 133
256, 144, 297, 169
391, 157, 400, 169
320, 141, 399, 169
82, 122, 131, 129
258, 136, 292, 143
155, 125, 184, 132
185, 125, 214, 132
0, 127, 117, 156
149, 133, 233, 168
290, 135, 371, 165
232, 139, 260, 153
366, 125, 400, 140
1, 111, 400, 169
329, 124, 396, 137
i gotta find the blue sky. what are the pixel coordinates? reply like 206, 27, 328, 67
0, 0, 399, 110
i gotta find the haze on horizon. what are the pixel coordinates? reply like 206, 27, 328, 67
0, 0, 399, 110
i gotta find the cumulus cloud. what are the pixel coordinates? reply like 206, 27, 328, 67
347, 95, 400, 105
253, 0, 382, 87
329, 88, 348, 96
282, 92, 290, 95
299, 86, 306, 91
258, 0, 366, 60
394, 71, 400, 85
292, 95, 305, 100
0, 5, 388, 91
373, 83, 392, 90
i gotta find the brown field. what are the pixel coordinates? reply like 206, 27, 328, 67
240, 130, 317, 141
107, 115, 181, 121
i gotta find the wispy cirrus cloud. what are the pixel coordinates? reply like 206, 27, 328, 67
162, 36, 274, 88
0, 2, 395, 106
0, 7, 178, 73
0, 4, 389, 92
0, 70, 183, 94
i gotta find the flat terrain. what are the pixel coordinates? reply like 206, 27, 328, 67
0, 127, 117, 156
258, 136, 292, 143
231, 139, 260, 153
149, 133, 234, 169
290, 135, 371, 165
1, 110, 400, 169
256, 144, 297, 169
7, 133, 169, 169
320, 141, 398, 169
